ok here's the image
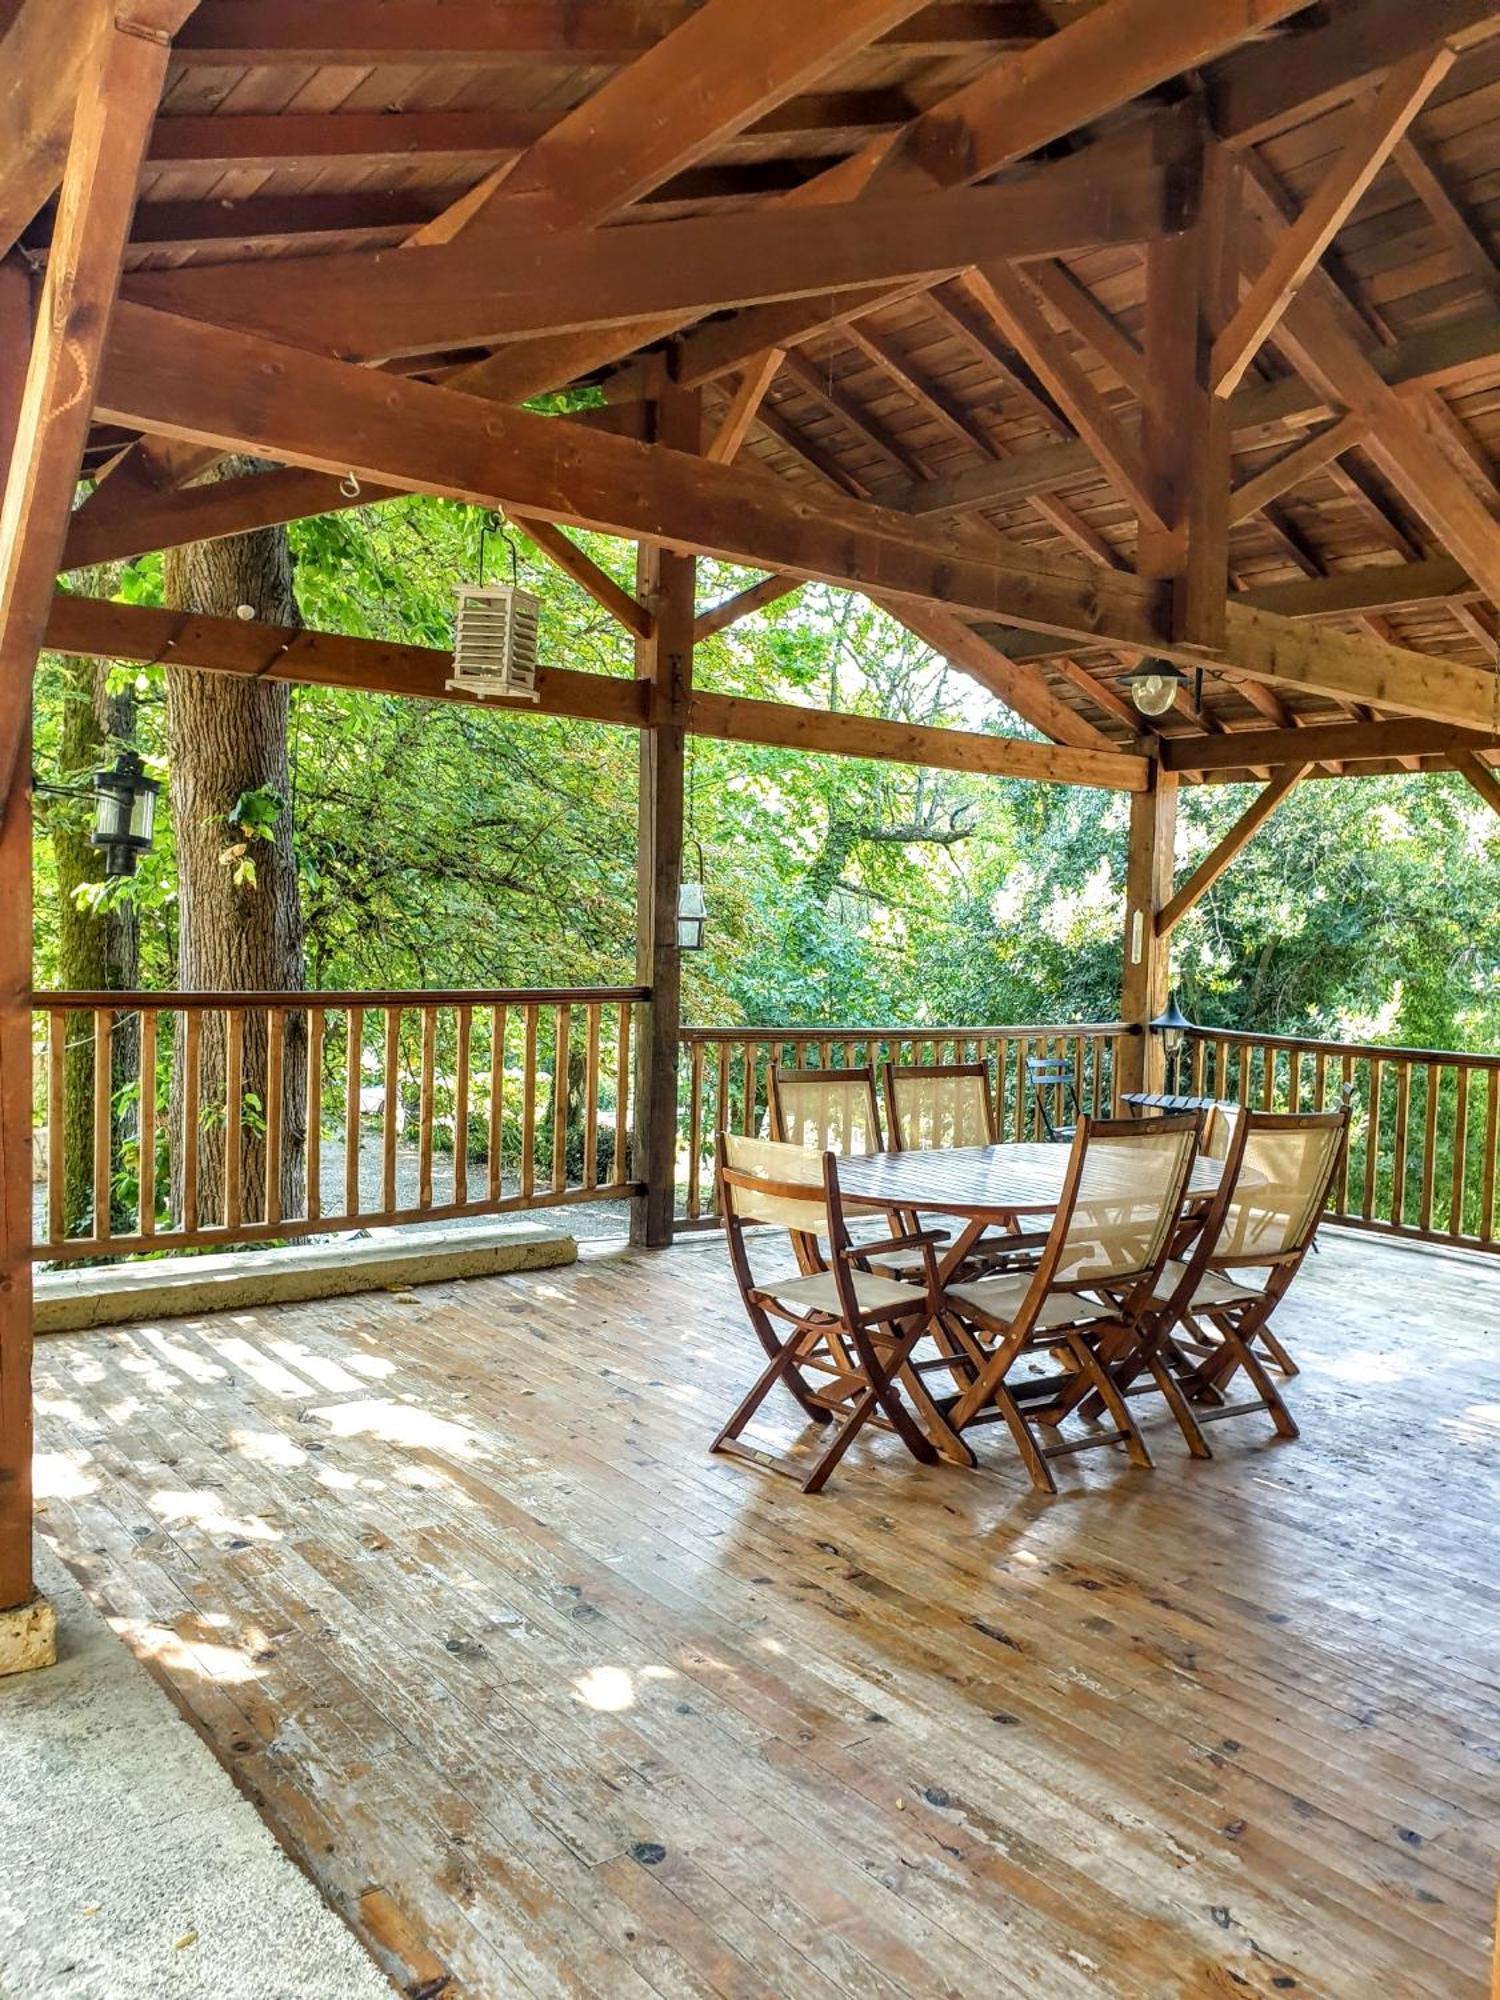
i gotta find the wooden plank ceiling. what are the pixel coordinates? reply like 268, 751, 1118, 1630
22, 0, 1500, 777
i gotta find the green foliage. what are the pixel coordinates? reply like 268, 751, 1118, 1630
32, 492, 1500, 1055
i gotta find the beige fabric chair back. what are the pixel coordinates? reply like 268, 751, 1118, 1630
720, 1133, 828, 1234
885, 1063, 994, 1151
1053, 1117, 1199, 1287
1216, 1116, 1344, 1262
771, 1066, 883, 1155
1203, 1102, 1241, 1160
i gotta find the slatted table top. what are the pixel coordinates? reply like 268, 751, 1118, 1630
836, 1141, 1230, 1218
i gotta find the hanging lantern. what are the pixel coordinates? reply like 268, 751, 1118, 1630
677, 841, 708, 950
446, 511, 542, 703
89, 751, 159, 877
1121, 660, 1187, 717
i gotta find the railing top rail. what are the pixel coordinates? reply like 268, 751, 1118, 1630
33, 986, 650, 1010
680, 1020, 1131, 1044
1190, 1024, 1500, 1071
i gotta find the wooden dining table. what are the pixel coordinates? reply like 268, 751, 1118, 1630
836, 1140, 1233, 1285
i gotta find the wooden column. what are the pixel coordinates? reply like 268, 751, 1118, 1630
0, 17, 169, 1646
630, 383, 700, 1247
1139, 121, 1237, 652
1118, 764, 1178, 1097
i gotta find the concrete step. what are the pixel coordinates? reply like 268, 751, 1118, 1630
36, 1221, 576, 1334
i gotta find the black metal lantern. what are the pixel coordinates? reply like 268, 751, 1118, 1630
676, 841, 708, 950
1150, 991, 1193, 1090
1121, 659, 1187, 718
88, 752, 159, 877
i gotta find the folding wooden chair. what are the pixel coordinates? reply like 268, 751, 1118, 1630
711, 1134, 963, 1493
1127, 1108, 1349, 1445
933, 1114, 1200, 1493
882, 1060, 1039, 1272
1026, 1052, 1080, 1142
772, 1062, 939, 1279
770, 1063, 884, 1153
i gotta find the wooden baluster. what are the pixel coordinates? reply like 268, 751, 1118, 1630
686, 1038, 703, 1220
1313, 1048, 1327, 1113
521, 1005, 538, 1200
1391, 1061, 1411, 1228
1362, 1058, 1383, 1222
135, 1008, 156, 1240
453, 1005, 472, 1208
1482, 1069, 1498, 1245
1337, 1053, 1355, 1214
381, 1006, 401, 1216
1450, 1063, 1469, 1241
46, 1011, 64, 1247
1287, 1046, 1301, 1115
551, 1004, 571, 1193
488, 1004, 507, 1201
418, 1005, 437, 1209
1260, 1043, 1276, 1111
265, 1008, 285, 1228
1015, 1038, 1029, 1141
182, 1009, 202, 1235
613, 1002, 631, 1187
224, 1008, 244, 1231
344, 1005, 364, 1219
92, 1008, 112, 1241
741, 1042, 755, 1138
1418, 1064, 1439, 1235
1189, 1034, 1205, 1095
306, 1006, 323, 1223
584, 1005, 602, 1194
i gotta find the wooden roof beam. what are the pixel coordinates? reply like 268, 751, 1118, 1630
1164, 717, 1500, 773
899, 308, 1500, 522
91, 303, 1500, 730
122, 170, 1175, 365
170, 3, 1060, 66
1211, 44, 1455, 398
42, 591, 1147, 791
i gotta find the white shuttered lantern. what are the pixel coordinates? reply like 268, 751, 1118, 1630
447, 583, 543, 702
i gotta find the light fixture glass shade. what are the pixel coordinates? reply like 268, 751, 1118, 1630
1129, 671, 1181, 717
90, 753, 159, 877
676, 878, 708, 950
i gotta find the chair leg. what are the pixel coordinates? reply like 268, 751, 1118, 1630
1146, 1351, 1213, 1459
989, 1382, 1059, 1495
712, 1320, 824, 1457
1071, 1336, 1153, 1470
897, 1354, 978, 1469
740, 1297, 831, 1424
1253, 1319, 1299, 1376
799, 1316, 939, 1494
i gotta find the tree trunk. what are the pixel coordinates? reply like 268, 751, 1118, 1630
164, 462, 307, 1229
50, 648, 139, 1237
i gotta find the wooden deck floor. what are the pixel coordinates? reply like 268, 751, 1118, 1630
30, 1227, 1500, 2000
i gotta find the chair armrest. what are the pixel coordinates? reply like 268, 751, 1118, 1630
844, 1227, 948, 1262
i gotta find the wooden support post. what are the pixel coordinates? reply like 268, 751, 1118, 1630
0, 16, 168, 1651
630, 384, 700, 1247
1139, 125, 1237, 653
1118, 764, 1178, 1096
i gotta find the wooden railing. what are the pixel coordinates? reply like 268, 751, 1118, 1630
675, 1021, 1132, 1225
32, 987, 644, 1261
1187, 1027, 1500, 1252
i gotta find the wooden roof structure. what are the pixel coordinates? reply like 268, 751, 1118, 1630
4, 0, 1500, 791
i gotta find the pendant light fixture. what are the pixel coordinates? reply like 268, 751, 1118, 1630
447, 510, 542, 703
